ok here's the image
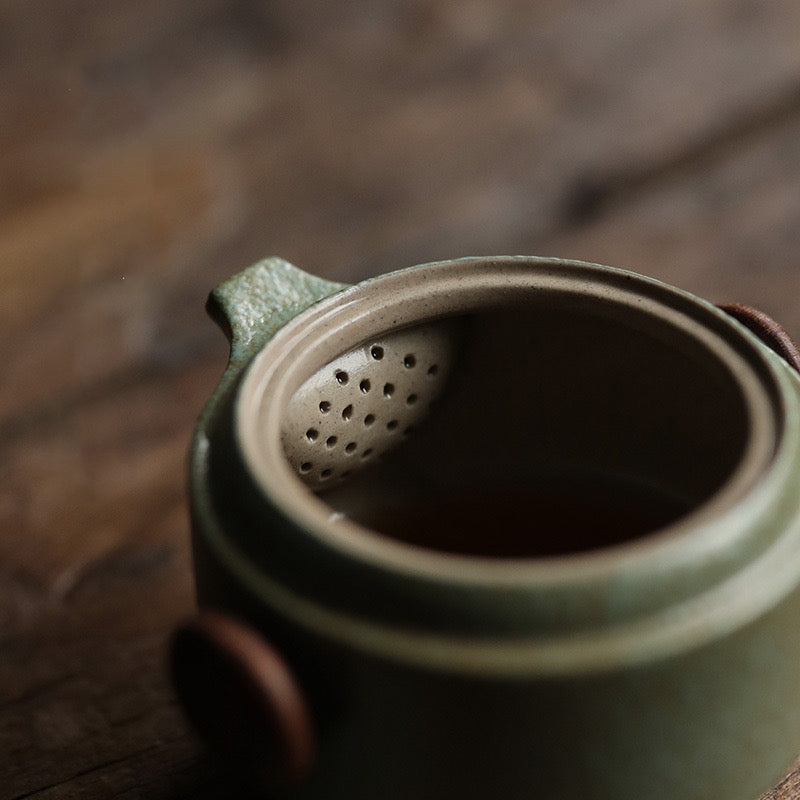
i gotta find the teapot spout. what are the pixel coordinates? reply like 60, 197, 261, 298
208, 257, 349, 364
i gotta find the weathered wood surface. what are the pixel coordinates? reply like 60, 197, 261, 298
3, 1, 800, 797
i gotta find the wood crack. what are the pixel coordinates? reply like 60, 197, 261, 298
6, 746, 163, 800
562, 80, 800, 224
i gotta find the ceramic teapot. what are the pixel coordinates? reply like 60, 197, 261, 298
171, 255, 800, 800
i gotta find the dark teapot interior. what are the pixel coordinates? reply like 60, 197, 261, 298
317, 299, 750, 558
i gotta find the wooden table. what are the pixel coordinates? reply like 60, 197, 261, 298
3, 1, 800, 796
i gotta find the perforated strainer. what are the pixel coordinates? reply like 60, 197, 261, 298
281, 322, 456, 488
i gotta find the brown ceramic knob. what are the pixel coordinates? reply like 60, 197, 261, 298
170, 612, 315, 788
719, 302, 800, 373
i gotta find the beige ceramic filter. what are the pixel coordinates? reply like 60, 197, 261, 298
281, 322, 456, 489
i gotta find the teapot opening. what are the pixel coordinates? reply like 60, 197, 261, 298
314, 301, 749, 558
236, 259, 777, 565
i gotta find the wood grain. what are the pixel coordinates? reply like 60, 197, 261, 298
3, 1, 800, 797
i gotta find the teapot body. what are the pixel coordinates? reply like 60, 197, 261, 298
182, 256, 800, 800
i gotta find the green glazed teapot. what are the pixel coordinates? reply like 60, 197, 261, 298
172, 256, 800, 800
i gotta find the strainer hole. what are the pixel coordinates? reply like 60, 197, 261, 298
387, 420, 398, 431
335, 370, 349, 385
300, 462, 313, 473
320, 468, 333, 480
326, 436, 338, 448
305, 428, 319, 442
370, 345, 384, 360
345, 442, 357, 454
364, 414, 376, 427
342, 404, 353, 421
406, 394, 418, 406
427, 364, 438, 377
403, 354, 416, 369
319, 401, 332, 413
360, 379, 371, 394
361, 448, 373, 459
383, 383, 394, 398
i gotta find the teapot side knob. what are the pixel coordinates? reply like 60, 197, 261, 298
719, 303, 800, 373
170, 611, 316, 788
